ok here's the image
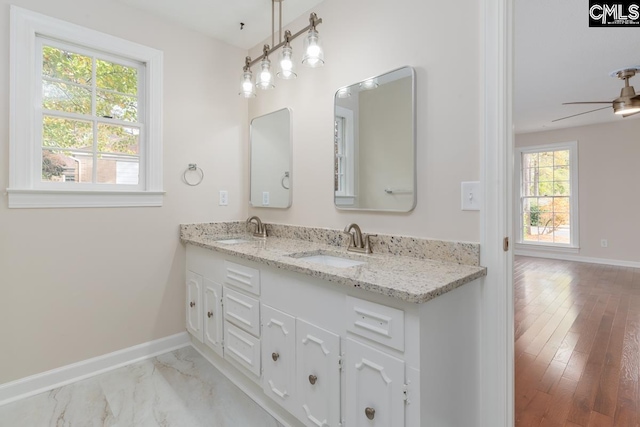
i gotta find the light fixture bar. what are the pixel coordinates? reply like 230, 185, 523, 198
247, 13, 322, 68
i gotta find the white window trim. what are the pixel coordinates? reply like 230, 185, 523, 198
334, 106, 355, 203
8, 6, 164, 208
515, 140, 580, 249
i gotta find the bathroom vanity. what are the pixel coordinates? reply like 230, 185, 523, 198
181, 222, 486, 427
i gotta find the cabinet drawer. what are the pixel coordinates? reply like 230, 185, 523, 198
346, 296, 405, 351
224, 260, 260, 295
224, 288, 261, 337
224, 322, 261, 378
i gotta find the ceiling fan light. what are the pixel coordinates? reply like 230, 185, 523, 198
614, 97, 640, 115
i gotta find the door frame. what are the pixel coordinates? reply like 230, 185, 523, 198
480, 0, 514, 425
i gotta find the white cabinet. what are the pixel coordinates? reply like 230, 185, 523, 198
186, 270, 223, 357
186, 271, 203, 341
262, 305, 297, 413
204, 279, 223, 357
296, 319, 341, 427
345, 338, 405, 427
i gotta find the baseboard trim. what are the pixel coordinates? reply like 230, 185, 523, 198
514, 250, 640, 269
0, 332, 190, 407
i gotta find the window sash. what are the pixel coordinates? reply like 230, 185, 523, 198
35, 37, 146, 191
515, 142, 579, 248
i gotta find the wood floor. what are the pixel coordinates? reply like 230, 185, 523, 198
515, 256, 640, 426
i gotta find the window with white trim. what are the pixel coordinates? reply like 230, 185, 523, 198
9, 6, 163, 208
516, 141, 579, 248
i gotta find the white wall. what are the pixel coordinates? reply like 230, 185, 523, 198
0, 0, 247, 383
515, 119, 640, 264
247, 0, 481, 242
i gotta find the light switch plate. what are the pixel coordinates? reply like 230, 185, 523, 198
461, 181, 482, 211
219, 190, 228, 206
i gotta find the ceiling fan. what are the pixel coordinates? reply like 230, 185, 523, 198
553, 68, 640, 122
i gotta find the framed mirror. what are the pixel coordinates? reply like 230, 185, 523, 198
334, 66, 416, 212
250, 108, 292, 208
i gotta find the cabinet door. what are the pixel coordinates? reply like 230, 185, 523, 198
296, 319, 341, 427
346, 338, 405, 427
186, 271, 203, 342
204, 279, 223, 357
262, 305, 297, 413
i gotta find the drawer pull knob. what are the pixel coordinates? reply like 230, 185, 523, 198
365, 407, 375, 420
190, 301, 195, 308
309, 374, 317, 385
272, 352, 279, 362
207, 311, 213, 318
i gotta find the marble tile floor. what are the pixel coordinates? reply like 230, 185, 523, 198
0, 346, 284, 427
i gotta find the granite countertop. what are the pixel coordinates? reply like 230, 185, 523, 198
181, 231, 487, 304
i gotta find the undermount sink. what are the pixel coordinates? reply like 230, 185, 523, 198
215, 238, 251, 244
292, 252, 367, 268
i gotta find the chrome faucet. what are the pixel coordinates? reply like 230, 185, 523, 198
343, 223, 373, 254
246, 216, 267, 238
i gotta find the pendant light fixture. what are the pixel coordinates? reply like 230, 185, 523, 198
239, 57, 256, 98
256, 45, 274, 90
239, 0, 324, 97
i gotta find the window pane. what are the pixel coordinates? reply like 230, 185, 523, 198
41, 149, 92, 183
43, 116, 93, 150
537, 166, 554, 182
42, 46, 92, 85
554, 165, 569, 181
98, 124, 139, 155
96, 60, 138, 95
539, 151, 554, 167
554, 181, 570, 196
96, 156, 139, 184
554, 150, 569, 166
522, 152, 538, 168
42, 80, 91, 114
96, 91, 138, 122
553, 197, 570, 213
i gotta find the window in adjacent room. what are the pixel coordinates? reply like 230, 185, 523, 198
9, 6, 163, 208
516, 141, 579, 248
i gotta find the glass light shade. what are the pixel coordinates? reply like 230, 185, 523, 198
360, 78, 379, 90
302, 29, 324, 68
277, 46, 297, 80
239, 70, 256, 98
256, 57, 275, 90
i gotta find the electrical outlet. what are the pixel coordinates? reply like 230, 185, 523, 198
601, 239, 608, 248
262, 191, 270, 206
219, 190, 228, 206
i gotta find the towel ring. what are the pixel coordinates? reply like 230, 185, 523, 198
281, 171, 290, 190
183, 164, 204, 186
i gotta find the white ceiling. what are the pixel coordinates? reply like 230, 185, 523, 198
515, 0, 640, 133
115, 0, 325, 50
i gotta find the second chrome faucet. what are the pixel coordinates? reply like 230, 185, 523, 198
247, 216, 267, 238
343, 223, 374, 254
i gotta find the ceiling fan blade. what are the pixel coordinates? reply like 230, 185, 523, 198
622, 110, 640, 118
562, 101, 612, 105
552, 106, 611, 122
